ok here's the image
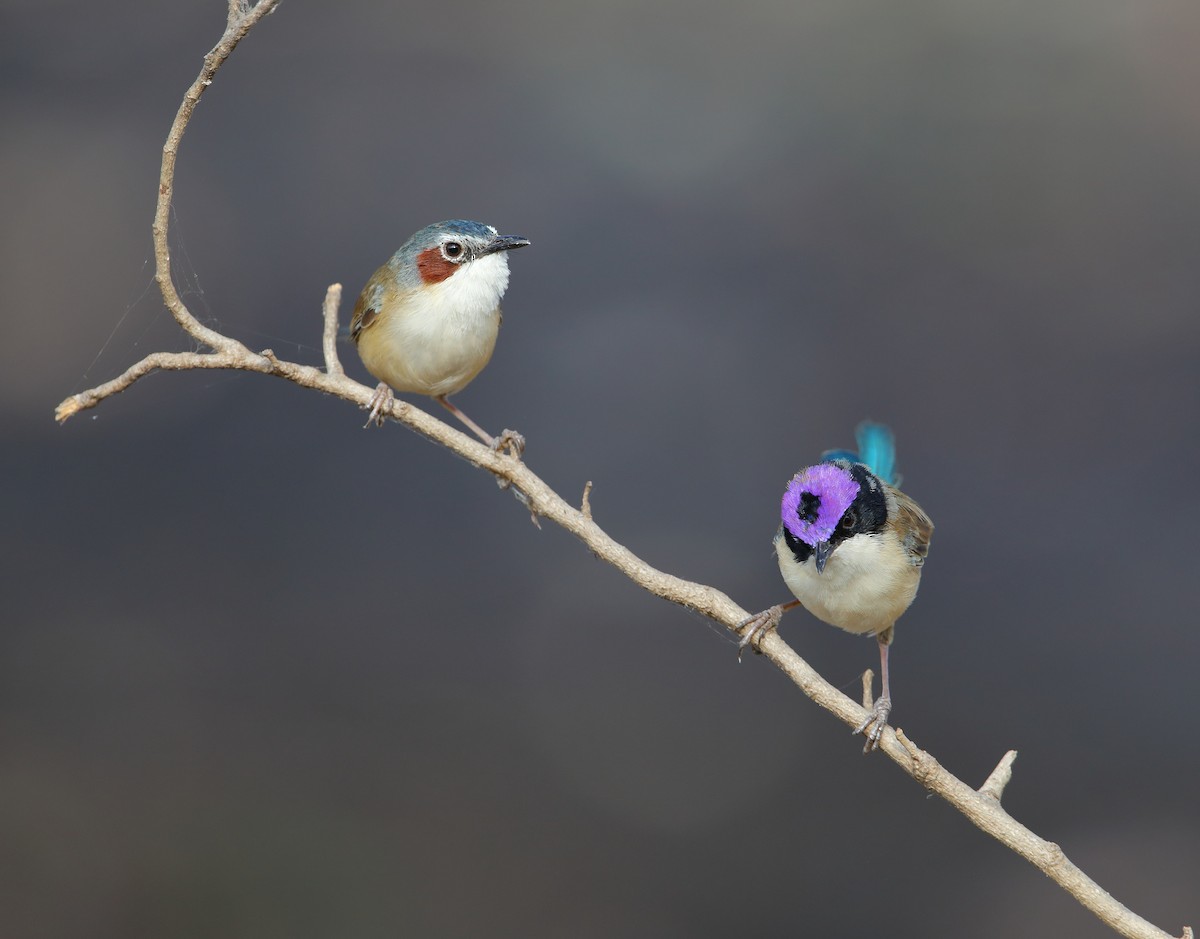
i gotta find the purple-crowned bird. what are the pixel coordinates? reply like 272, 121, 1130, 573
741, 422, 933, 752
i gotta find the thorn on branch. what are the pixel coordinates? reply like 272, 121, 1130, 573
581, 480, 593, 520
978, 750, 1018, 803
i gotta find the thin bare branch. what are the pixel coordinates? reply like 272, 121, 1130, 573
54, 7, 1192, 939
322, 283, 345, 377
152, 0, 281, 351
55, 349, 265, 423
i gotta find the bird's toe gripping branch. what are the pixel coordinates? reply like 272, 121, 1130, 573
737, 605, 785, 661
491, 428, 526, 460
736, 599, 802, 661
363, 382, 395, 428
854, 695, 892, 754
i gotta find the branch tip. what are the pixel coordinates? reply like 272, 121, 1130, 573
55, 396, 84, 424
860, 668, 875, 709
979, 750, 1018, 802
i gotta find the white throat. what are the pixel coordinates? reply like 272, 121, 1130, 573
429, 252, 511, 326
775, 530, 920, 637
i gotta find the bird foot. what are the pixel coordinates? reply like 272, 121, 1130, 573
854, 695, 891, 753
363, 382, 394, 428
737, 605, 784, 662
490, 429, 526, 459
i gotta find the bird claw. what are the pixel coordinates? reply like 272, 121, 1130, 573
853, 695, 891, 753
363, 382, 394, 428
490, 429, 526, 459
737, 605, 784, 662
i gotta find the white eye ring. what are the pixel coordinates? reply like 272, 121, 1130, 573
442, 241, 464, 260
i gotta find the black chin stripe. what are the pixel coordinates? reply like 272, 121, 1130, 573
782, 526, 813, 565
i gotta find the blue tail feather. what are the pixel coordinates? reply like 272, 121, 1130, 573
855, 421, 897, 485
821, 421, 899, 486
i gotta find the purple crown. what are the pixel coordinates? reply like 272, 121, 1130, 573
781, 463, 861, 546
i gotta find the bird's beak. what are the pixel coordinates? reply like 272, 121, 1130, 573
480, 234, 531, 256
813, 540, 835, 574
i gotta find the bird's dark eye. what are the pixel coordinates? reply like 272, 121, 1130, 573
443, 241, 463, 259
840, 509, 858, 530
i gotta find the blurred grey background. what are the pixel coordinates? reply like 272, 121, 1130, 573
4, 0, 1199, 936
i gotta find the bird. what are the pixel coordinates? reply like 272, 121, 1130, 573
740, 422, 933, 752
350, 219, 530, 453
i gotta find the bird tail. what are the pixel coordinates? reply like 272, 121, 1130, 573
855, 422, 897, 485
821, 421, 899, 486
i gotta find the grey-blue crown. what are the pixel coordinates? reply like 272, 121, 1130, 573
397, 220, 498, 257
414, 219, 499, 246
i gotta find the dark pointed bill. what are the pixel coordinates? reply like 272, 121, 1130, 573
814, 540, 835, 573
481, 234, 530, 255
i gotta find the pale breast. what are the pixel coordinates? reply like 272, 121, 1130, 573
364, 299, 500, 396
356, 255, 508, 396
774, 530, 921, 637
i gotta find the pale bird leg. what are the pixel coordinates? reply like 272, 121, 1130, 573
435, 395, 525, 459
364, 382, 395, 428
737, 599, 802, 661
854, 634, 893, 753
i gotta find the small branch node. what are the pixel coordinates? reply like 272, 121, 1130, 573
894, 729, 937, 788
895, 728, 922, 764
1043, 841, 1067, 872
978, 750, 1018, 803
1180, 926, 1193, 939
581, 480, 593, 520
892, 730, 926, 778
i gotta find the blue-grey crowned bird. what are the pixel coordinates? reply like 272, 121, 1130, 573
741, 422, 933, 752
351, 219, 529, 452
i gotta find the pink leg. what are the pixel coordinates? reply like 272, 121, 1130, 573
854, 633, 893, 753
435, 395, 525, 457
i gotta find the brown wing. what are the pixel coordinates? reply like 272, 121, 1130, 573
349, 290, 378, 344
891, 487, 934, 567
